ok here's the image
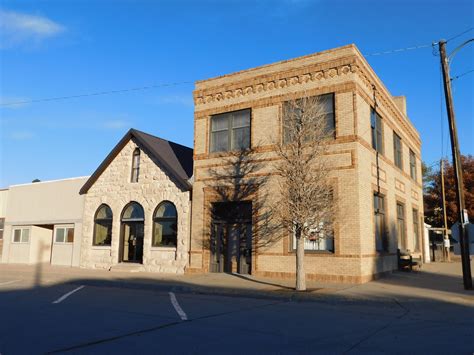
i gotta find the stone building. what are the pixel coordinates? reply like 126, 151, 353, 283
189, 44, 424, 283
79, 129, 193, 273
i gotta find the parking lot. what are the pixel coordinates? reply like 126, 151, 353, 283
0, 263, 473, 354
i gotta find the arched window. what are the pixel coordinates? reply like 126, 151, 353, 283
131, 148, 140, 183
93, 204, 113, 246
153, 201, 177, 247
122, 201, 145, 221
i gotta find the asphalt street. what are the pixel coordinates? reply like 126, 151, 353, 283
0, 270, 473, 355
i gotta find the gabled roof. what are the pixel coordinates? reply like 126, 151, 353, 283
79, 129, 193, 194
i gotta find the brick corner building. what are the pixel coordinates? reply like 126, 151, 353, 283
188, 44, 424, 283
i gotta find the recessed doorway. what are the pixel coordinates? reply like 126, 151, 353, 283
120, 202, 144, 263
210, 201, 252, 274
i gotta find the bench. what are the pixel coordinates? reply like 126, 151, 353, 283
397, 249, 421, 271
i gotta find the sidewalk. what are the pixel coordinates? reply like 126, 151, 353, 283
0, 261, 472, 305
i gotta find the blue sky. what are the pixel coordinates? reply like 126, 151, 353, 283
0, 0, 473, 187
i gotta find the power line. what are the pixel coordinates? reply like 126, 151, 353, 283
451, 69, 474, 81
2, 30, 472, 107
0, 81, 193, 107
447, 27, 474, 43
364, 43, 433, 57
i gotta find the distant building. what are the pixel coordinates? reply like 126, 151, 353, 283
0, 177, 87, 266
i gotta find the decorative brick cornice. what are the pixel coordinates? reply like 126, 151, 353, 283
193, 62, 356, 106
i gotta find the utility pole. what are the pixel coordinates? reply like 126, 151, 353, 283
438, 40, 472, 290
440, 159, 449, 261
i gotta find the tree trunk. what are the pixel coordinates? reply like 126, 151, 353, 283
295, 230, 306, 291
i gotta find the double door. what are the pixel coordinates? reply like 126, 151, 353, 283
210, 222, 252, 274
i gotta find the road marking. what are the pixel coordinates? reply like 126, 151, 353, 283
0, 280, 21, 286
52, 285, 85, 304
169, 292, 187, 321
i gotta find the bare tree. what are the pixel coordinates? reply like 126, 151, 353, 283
202, 148, 280, 273
273, 94, 336, 291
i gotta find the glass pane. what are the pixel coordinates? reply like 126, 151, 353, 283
94, 221, 112, 246
13, 229, 21, 242
56, 228, 65, 243
318, 94, 334, 114
211, 130, 228, 152
96, 205, 112, 220
323, 113, 335, 134
22, 229, 30, 243
155, 202, 177, 218
375, 216, 383, 251
232, 110, 250, 128
232, 127, 250, 150
67, 228, 74, 243
122, 203, 144, 220
211, 114, 229, 131
153, 220, 177, 247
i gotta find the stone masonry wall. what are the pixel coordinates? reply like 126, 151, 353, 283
80, 138, 191, 274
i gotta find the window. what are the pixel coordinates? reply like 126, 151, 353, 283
153, 201, 178, 247
210, 109, 250, 152
12, 228, 30, 243
283, 93, 335, 143
396, 202, 406, 250
371, 109, 383, 154
54, 226, 74, 243
412, 209, 420, 252
374, 193, 388, 252
93, 204, 113, 246
131, 148, 140, 183
409, 149, 417, 180
393, 133, 403, 169
0, 218, 4, 240
292, 222, 334, 252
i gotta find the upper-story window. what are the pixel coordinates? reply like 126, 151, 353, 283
393, 132, 403, 169
409, 149, 417, 180
371, 109, 384, 154
283, 93, 335, 143
210, 109, 250, 153
131, 148, 140, 183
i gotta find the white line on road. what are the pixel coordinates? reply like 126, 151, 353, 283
0, 280, 21, 286
52, 285, 85, 304
169, 292, 187, 321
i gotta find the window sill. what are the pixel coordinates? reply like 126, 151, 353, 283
376, 251, 396, 256
207, 148, 252, 159
288, 250, 335, 255
150, 246, 177, 252
92, 245, 111, 250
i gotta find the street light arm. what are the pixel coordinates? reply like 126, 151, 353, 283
448, 38, 474, 65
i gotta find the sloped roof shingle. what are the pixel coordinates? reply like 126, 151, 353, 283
79, 128, 193, 194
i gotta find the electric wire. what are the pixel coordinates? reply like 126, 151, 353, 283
2, 29, 472, 108
0, 81, 193, 107
451, 69, 474, 81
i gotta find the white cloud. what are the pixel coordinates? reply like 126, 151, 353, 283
0, 9, 65, 48
10, 131, 35, 140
